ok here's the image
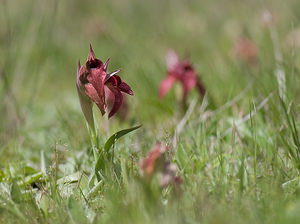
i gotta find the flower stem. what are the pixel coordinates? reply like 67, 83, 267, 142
87, 120, 99, 161
90, 131, 98, 161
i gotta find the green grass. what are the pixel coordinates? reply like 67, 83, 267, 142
2, 0, 300, 223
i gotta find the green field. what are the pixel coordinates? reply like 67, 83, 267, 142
2, 0, 300, 223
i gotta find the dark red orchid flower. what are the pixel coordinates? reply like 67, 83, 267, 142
76, 45, 133, 127
140, 142, 182, 188
159, 50, 205, 100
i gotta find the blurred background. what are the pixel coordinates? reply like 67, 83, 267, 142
1, 0, 300, 164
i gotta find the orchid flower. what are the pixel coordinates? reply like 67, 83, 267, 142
140, 143, 182, 188
140, 142, 166, 177
159, 50, 205, 101
234, 37, 258, 65
76, 45, 133, 128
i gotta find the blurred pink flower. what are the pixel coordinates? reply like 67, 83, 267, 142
140, 142, 182, 188
260, 10, 274, 29
76, 45, 133, 127
159, 50, 205, 100
140, 142, 166, 177
234, 37, 258, 65
160, 161, 182, 188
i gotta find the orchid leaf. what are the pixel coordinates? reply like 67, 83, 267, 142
95, 151, 106, 181
103, 125, 142, 153
95, 125, 141, 181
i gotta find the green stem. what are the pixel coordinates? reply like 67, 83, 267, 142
87, 121, 99, 161
91, 131, 98, 161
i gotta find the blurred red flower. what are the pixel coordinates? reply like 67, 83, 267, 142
159, 49, 205, 100
76, 45, 133, 127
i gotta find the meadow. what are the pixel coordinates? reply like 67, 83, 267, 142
1, 0, 300, 223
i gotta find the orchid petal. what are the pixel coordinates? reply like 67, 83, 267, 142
84, 83, 106, 115
86, 66, 106, 114
103, 58, 110, 71
119, 81, 133, 95
181, 71, 197, 97
106, 84, 123, 119
166, 49, 180, 71
105, 69, 121, 81
110, 75, 133, 95
140, 143, 165, 176
196, 79, 206, 97
88, 44, 96, 61
158, 75, 176, 98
